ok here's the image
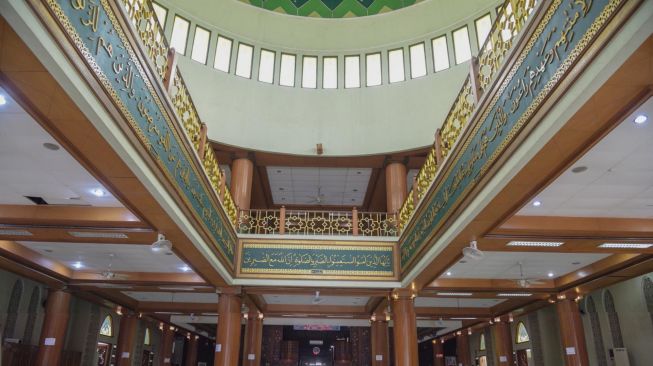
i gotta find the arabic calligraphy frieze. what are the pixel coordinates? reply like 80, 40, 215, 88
240, 242, 395, 278
44, 0, 236, 264
399, 0, 623, 269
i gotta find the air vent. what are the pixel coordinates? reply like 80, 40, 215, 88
68, 231, 128, 239
25, 196, 48, 205
0, 229, 33, 236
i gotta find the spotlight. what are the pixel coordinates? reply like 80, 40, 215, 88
90, 188, 107, 197
634, 114, 648, 124
151, 234, 172, 253
532, 200, 542, 207
72, 261, 83, 269
0, 95, 6, 105
179, 265, 191, 272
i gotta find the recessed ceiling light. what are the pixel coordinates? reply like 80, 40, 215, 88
69, 231, 128, 239
90, 188, 107, 197
445, 271, 452, 276
497, 293, 532, 297
571, 166, 587, 173
0, 95, 6, 105
451, 317, 477, 320
436, 292, 473, 296
532, 200, 542, 207
507, 241, 564, 247
179, 265, 192, 272
72, 261, 84, 269
598, 243, 653, 249
547, 272, 555, 278
43, 142, 60, 151
634, 114, 648, 124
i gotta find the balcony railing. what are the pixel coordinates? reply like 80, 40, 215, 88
238, 208, 399, 237
398, 0, 537, 232
121, 0, 238, 226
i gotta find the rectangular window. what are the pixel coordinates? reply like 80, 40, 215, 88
453, 26, 472, 64
302, 56, 317, 88
409, 43, 427, 79
344, 56, 360, 88
235, 43, 253, 78
432, 36, 450, 72
323, 57, 338, 89
258, 49, 275, 84
366, 53, 382, 87
475, 14, 492, 50
151, 2, 167, 28
279, 53, 296, 87
388, 49, 405, 83
170, 16, 190, 55
191, 26, 210, 64
213, 36, 232, 72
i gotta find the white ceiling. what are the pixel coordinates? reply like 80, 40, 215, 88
267, 166, 371, 206
443, 251, 609, 279
0, 87, 122, 207
123, 291, 218, 303
519, 97, 653, 218
263, 294, 369, 306
414, 297, 505, 308
19, 241, 189, 272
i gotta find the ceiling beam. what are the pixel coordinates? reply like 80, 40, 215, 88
244, 287, 390, 297
492, 215, 653, 239
414, 307, 492, 317
70, 271, 206, 285
0, 204, 147, 228
427, 278, 555, 292
264, 304, 368, 317
138, 301, 216, 314
0, 240, 72, 278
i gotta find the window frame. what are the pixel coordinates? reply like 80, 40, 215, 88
408, 42, 427, 79
452, 25, 472, 65
431, 35, 450, 72
213, 35, 233, 73
190, 25, 211, 65
99, 314, 113, 337
301, 55, 318, 89
387, 47, 406, 84
474, 13, 493, 52
151, 1, 168, 29
169, 15, 191, 56
234, 42, 255, 79
365, 52, 383, 87
258, 48, 276, 84
279, 53, 297, 87
322, 56, 338, 89
344, 55, 361, 89
515, 321, 530, 344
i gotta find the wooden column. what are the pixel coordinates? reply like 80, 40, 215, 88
231, 157, 254, 211
456, 332, 472, 366
115, 313, 139, 366
159, 326, 175, 365
370, 319, 389, 366
385, 162, 407, 214
391, 293, 418, 366
185, 335, 199, 366
35, 289, 71, 366
242, 312, 263, 366
491, 320, 514, 366
215, 291, 242, 366
433, 340, 445, 366
556, 299, 590, 366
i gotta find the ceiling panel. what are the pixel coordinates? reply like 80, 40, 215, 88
414, 297, 505, 308
518, 97, 653, 218
443, 251, 610, 279
19, 241, 189, 273
0, 87, 122, 207
267, 166, 371, 206
123, 291, 218, 303
263, 294, 369, 306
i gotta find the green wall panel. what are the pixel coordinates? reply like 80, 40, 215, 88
240, 0, 419, 18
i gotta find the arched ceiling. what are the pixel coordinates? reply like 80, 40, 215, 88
240, 0, 421, 18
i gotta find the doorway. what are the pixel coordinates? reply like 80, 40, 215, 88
97, 342, 115, 366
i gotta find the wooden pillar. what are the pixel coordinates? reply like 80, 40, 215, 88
215, 292, 242, 366
35, 289, 71, 366
185, 335, 199, 366
115, 313, 139, 366
231, 157, 254, 211
556, 299, 590, 366
391, 293, 418, 366
159, 326, 175, 365
370, 318, 389, 366
242, 312, 263, 366
456, 332, 472, 366
433, 340, 445, 366
385, 162, 407, 214
491, 320, 514, 366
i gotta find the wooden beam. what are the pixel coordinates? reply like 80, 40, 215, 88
427, 278, 555, 292
492, 215, 653, 239
70, 271, 206, 285
0, 204, 146, 228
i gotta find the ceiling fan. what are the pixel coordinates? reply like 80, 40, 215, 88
462, 240, 484, 260
312, 291, 325, 305
305, 187, 326, 205
99, 254, 128, 280
514, 262, 545, 288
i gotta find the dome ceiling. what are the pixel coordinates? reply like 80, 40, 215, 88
240, 0, 421, 18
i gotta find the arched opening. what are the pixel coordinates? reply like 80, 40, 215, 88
587, 296, 607, 366
603, 290, 624, 348
644, 277, 653, 326
516, 322, 530, 344
99, 315, 113, 337
3, 279, 23, 339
